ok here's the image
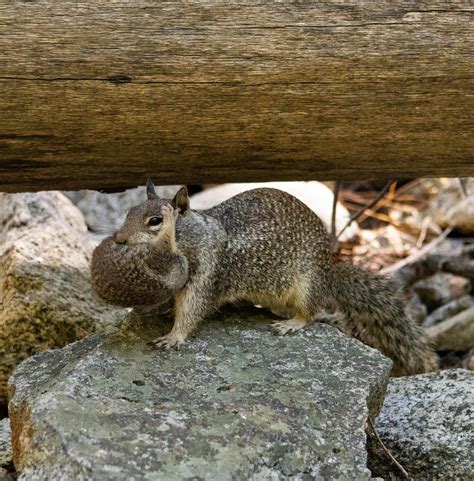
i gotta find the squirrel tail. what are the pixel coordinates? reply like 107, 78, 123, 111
327, 262, 438, 376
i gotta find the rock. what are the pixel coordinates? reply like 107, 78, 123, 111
423, 295, 474, 328
0, 192, 124, 407
0, 419, 12, 469
369, 369, 474, 481
426, 305, 474, 351
8, 309, 392, 481
429, 178, 474, 234
189, 182, 359, 241
406, 292, 428, 324
413, 273, 471, 311
64, 186, 180, 233
0, 468, 14, 481
465, 349, 474, 371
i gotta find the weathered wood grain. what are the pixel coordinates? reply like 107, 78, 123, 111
0, 1, 473, 192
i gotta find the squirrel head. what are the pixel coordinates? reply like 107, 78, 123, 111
114, 179, 190, 245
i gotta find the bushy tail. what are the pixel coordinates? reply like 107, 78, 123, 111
328, 262, 438, 376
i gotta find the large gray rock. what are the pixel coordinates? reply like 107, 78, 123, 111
0, 192, 123, 406
370, 369, 474, 480
9, 309, 392, 481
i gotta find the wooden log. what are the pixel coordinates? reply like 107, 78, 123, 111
0, 1, 473, 192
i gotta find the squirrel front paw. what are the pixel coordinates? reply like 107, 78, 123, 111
160, 204, 179, 226
147, 332, 185, 351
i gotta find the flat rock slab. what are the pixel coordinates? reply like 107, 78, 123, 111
9, 310, 392, 481
370, 369, 474, 480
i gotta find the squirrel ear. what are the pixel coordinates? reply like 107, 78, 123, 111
146, 178, 159, 200
172, 186, 190, 213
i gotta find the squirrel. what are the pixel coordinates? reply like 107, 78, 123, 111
91, 179, 438, 376
91, 203, 188, 307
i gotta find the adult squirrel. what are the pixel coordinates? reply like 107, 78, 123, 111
91, 180, 437, 376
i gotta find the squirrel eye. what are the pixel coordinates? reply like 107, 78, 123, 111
147, 216, 162, 227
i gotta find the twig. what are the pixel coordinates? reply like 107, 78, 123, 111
352, 208, 419, 235
459, 178, 469, 197
388, 179, 398, 200
416, 217, 431, 249
343, 197, 426, 216
368, 416, 411, 480
331, 181, 341, 253
342, 191, 425, 205
336, 179, 395, 240
390, 178, 424, 198
381, 227, 453, 275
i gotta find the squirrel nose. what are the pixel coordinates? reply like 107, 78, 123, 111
114, 230, 127, 244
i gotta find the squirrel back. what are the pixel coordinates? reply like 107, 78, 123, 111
193, 188, 437, 375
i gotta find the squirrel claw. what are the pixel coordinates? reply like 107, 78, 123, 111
270, 319, 307, 336
148, 334, 185, 351
146, 340, 160, 350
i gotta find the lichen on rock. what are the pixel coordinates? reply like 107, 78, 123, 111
9, 309, 392, 480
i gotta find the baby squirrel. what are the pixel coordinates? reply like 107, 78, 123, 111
92, 179, 438, 376
91, 204, 188, 307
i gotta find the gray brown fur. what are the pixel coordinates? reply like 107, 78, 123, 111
91, 204, 188, 307
92, 183, 437, 376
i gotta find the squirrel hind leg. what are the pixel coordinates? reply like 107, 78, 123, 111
269, 305, 297, 319
269, 308, 348, 336
314, 310, 352, 335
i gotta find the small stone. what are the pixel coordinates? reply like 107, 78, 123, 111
0, 419, 12, 469
406, 292, 427, 324
423, 295, 474, 327
413, 273, 471, 311
429, 178, 474, 234
369, 369, 474, 480
466, 351, 474, 371
426, 305, 474, 351
0, 468, 14, 481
